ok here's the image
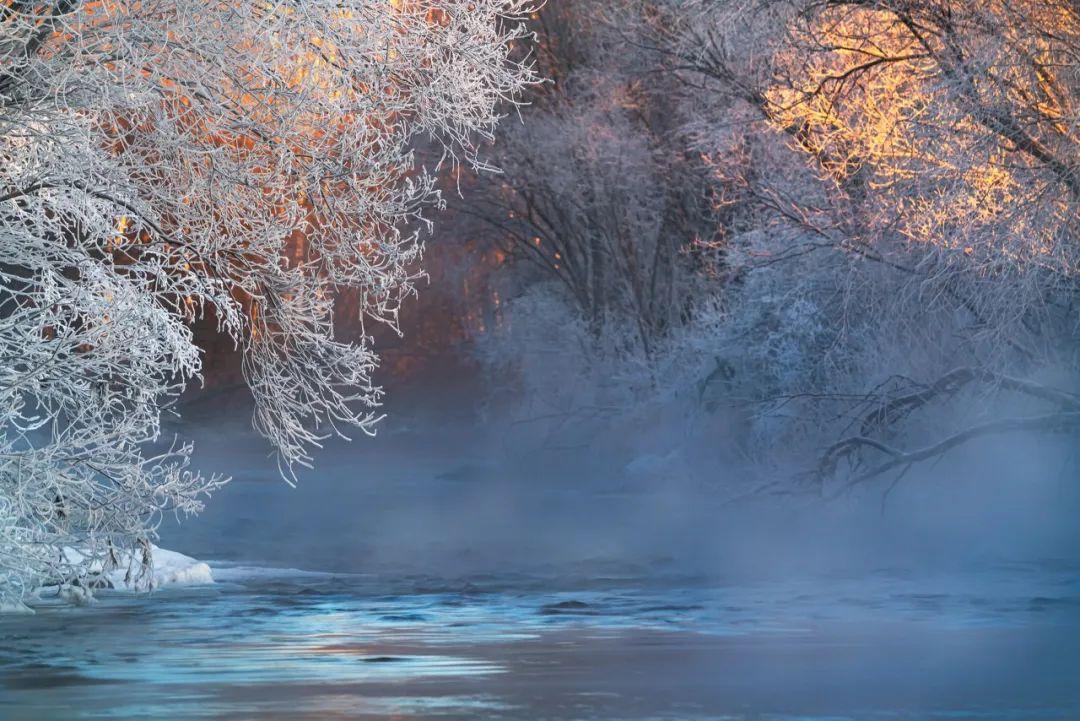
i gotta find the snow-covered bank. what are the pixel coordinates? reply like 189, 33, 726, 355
121, 546, 215, 589
61, 544, 214, 592
2, 546, 214, 613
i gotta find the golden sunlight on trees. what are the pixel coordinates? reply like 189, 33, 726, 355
635, 0, 1080, 488
765, 0, 1078, 272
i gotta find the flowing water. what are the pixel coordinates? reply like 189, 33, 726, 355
2, 562, 1080, 720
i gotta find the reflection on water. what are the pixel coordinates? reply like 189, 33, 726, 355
2, 562, 1080, 720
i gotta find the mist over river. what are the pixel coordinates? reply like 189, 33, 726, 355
4, 391, 1080, 721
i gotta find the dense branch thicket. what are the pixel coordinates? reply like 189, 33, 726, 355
1, 0, 534, 607
666, 0, 1080, 485
460, 0, 1079, 486
457, 0, 728, 431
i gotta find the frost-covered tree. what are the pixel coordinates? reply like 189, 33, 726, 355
643, 0, 1080, 487
1, 0, 534, 607
462, 1, 720, 406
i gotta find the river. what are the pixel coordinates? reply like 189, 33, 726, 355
3, 561, 1079, 720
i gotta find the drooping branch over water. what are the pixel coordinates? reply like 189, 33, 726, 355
0, 0, 537, 607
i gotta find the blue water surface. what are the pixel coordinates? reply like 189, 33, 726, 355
2, 561, 1080, 720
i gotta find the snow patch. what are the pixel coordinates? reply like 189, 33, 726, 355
208, 563, 336, 583
1, 545, 214, 613
107, 545, 214, 590
134, 546, 215, 589
57, 544, 214, 591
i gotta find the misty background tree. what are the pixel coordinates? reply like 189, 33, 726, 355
448, 0, 1079, 487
